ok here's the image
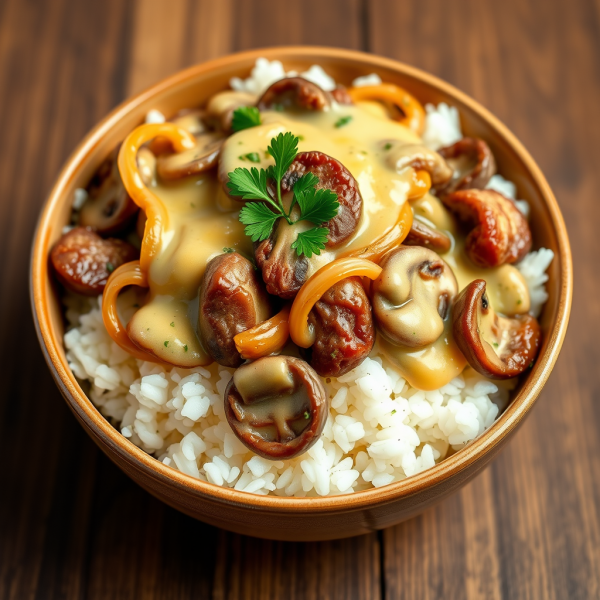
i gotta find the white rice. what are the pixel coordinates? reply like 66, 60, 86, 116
64, 292, 518, 497
145, 109, 166, 124
62, 60, 554, 496
230, 57, 336, 94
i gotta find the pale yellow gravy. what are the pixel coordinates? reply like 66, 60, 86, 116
126, 96, 530, 390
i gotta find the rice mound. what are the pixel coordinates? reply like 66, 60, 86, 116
64, 293, 515, 497
61, 60, 554, 496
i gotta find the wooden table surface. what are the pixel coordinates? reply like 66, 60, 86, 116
1, 0, 597, 597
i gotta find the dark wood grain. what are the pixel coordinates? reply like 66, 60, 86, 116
0, 0, 597, 597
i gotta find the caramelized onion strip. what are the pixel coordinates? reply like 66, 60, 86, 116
349, 84, 426, 135
101, 260, 158, 362
407, 170, 432, 200
234, 305, 291, 360
289, 258, 382, 348
118, 123, 196, 272
339, 201, 413, 263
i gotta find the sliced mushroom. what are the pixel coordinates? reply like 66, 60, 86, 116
157, 132, 224, 180
385, 143, 453, 188
79, 147, 138, 235
257, 77, 332, 111
50, 227, 138, 295
372, 246, 458, 348
150, 109, 209, 156
281, 151, 363, 248
255, 219, 310, 299
404, 217, 452, 253
205, 90, 257, 132
198, 252, 271, 367
170, 108, 208, 137
437, 137, 496, 193
224, 356, 328, 460
452, 279, 541, 379
308, 277, 375, 377
442, 189, 532, 268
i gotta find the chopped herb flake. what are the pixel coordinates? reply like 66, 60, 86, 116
239, 152, 260, 163
303, 411, 310, 419
334, 115, 353, 128
170, 322, 175, 327
383, 142, 393, 150
183, 344, 188, 352
106, 262, 114, 273
391, 409, 397, 415
223, 247, 235, 253
164, 341, 169, 347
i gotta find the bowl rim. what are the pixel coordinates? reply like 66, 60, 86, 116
30, 45, 572, 513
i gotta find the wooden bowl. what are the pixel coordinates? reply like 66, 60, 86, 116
30, 47, 572, 541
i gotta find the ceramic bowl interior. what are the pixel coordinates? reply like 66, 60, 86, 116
30, 47, 572, 539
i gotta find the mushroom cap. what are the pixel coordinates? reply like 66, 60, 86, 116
452, 279, 541, 379
255, 218, 310, 299
372, 246, 458, 348
224, 356, 328, 460
157, 132, 224, 180
257, 77, 332, 111
385, 142, 453, 187
404, 217, 452, 253
437, 137, 496, 193
205, 90, 257, 132
79, 147, 138, 235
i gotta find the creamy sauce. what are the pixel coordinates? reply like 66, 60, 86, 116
377, 194, 529, 388
126, 97, 531, 388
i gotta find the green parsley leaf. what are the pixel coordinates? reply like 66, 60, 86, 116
222, 247, 234, 253
238, 152, 260, 163
231, 106, 261, 132
183, 344, 188, 352
170, 321, 175, 327
227, 167, 271, 203
239, 202, 281, 242
292, 172, 319, 197
303, 411, 310, 419
334, 115, 353, 128
267, 132, 298, 183
296, 187, 339, 226
291, 227, 329, 257
164, 341, 169, 347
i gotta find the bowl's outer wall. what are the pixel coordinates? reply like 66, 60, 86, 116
31, 47, 572, 541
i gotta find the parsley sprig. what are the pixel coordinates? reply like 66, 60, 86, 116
227, 133, 339, 257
